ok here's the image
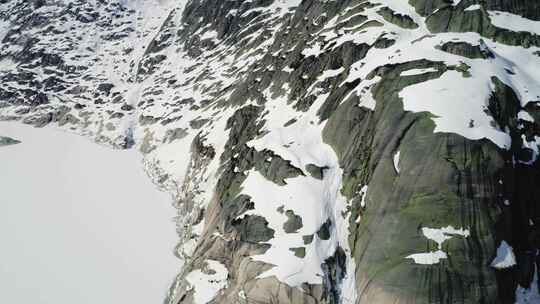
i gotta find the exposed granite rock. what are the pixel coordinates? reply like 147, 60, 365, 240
305, 163, 326, 180
283, 210, 303, 234
437, 41, 495, 59
0, 136, 21, 147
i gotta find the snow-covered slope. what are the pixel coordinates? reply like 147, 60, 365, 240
0, 122, 178, 304
1, 0, 540, 303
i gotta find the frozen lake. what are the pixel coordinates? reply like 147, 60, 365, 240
0, 122, 178, 304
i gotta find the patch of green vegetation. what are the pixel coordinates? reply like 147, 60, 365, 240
290, 247, 306, 258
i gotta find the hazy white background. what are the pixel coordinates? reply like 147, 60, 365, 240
0, 122, 179, 304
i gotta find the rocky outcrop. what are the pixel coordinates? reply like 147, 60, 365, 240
0, 136, 20, 146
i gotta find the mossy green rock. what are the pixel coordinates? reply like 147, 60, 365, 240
305, 163, 325, 180
290, 247, 306, 258
322, 59, 506, 303
283, 210, 303, 234
0, 136, 21, 147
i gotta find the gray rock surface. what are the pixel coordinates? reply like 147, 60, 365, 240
0, 136, 21, 147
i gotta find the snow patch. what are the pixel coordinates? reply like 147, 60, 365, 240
393, 150, 400, 173
488, 11, 540, 36
464, 4, 482, 12
240, 85, 357, 300
185, 260, 228, 304
400, 70, 511, 149
422, 226, 470, 247
406, 226, 470, 265
490, 240, 517, 269
518, 110, 535, 123
516, 264, 540, 304
318, 67, 345, 81
407, 250, 448, 265
359, 185, 369, 208
200, 30, 218, 41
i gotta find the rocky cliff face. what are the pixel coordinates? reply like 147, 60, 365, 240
2, 0, 540, 303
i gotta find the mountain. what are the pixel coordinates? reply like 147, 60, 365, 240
1, 0, 540, 303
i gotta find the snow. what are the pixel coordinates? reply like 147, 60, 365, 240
516, 265, 540, 304
407, 250, 448, 265
147, 133, 195, 188
518, 110, 535, 123
0, 122, 178, 304
185, 260, 228, 304
406, 226, 470, 265
318, 67, 345, 81
359, 185, 369, 208
0, 19, 9, 42
519, 135, 540, 165
358, 88, 377, 110
239, 85, 357, 300
464, 4, 482, 12
488, 11, 540, 36
490, 240, 517, 269
241, 169, 336, 286
238, 290, 247, 299
0, 57, 18, 73
400, 70, 511, 149
393, 150, 400, 173
302, 41, 323, 57
240, 160, 359, 294
323, 0, 540, 149
354, 76, 380, 110
422, 226, 470, 247
200, 30, 218, 41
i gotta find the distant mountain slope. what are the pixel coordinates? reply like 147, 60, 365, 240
1, 0, 540, 303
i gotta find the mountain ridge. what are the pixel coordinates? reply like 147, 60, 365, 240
1, 0, 540, 303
